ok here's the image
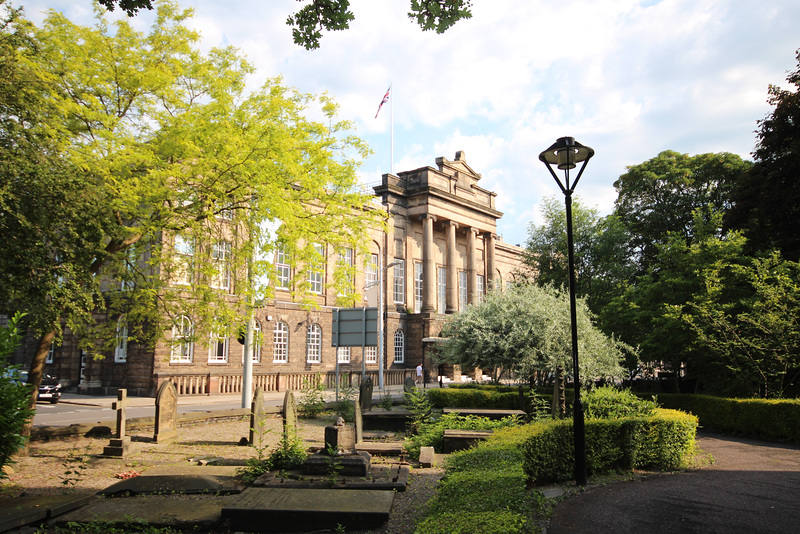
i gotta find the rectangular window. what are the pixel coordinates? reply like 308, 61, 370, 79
276, 246, 291, 290
337, 346, 351, 363
306, 324, 321, 363
45, 342, 55, 364
477, 274, 485, 303
437, 267, 447, 314
273, 322, 288, 363
459, 271, 468, 311
392, 259, 405, 304
209, 330, 229, 363
173, 234, 194, 285
337, 247, 354, 296
211, 240, 231, 290
365, 253, 378, 288
414, 262, 423, 313
308, 244, 325, 294
114, 320, 128, 363
365, 346, 377, 364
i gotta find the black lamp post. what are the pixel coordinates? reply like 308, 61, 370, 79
539, 136, 594, 486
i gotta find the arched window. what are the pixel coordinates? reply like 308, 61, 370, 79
171, 315, 193, 363
209, 320, 229, 364
114, 317, 128, 363
273, 321, 288, 363
306, 324, 322, 363
393, 329, 405, 364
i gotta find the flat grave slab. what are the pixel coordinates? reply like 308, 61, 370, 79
252, 463, 409, 492
222, 487, 394, 532
98, 465, 244, 496
0, 493, 93, 532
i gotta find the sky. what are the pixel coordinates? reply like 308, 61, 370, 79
16, 0, 800, 247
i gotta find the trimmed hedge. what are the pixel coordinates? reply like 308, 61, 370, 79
522, 408, 698, 484
427, 388, 521, 409
654, 394, 800, 443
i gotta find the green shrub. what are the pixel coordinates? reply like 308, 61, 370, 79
416, 511, 531, 534
0, 313, 35, 479
427, 388, 520, 409
522, 408, 698, 484
654, 393, 800, 443
297, 374, 327, 419
404, 413, 522, 460
584, 386, 658, 419
404, 388, 433, 434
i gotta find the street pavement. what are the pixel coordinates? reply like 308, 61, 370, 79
547, 430, 800, 534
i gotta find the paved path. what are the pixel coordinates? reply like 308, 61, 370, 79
547, 431, 800, 534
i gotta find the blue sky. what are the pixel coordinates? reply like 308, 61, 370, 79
18, 0, 800, 247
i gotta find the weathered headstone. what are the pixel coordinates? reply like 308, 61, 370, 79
154, 380, 178, 444
354, 399, 363, 445
403, 376, 416, 395
325, 417, 356, 454
103, 388, 133, 457
249, 386, 265, 448
359, 376, 373, 411
282, 389, 297, 442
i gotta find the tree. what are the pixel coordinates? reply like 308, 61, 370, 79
97, 0, 473, 50
0, 1, 382, 437
0, 312, 35, 475
436, 283, 628, 385
613, 150, 751, 274
522, 196, 633, 315
726, 48, 800, 261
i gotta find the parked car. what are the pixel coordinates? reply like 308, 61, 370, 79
8, 370, 62, 403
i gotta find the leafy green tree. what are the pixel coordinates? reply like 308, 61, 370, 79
726, 48, 800, 261
523, 196, 633, 315
97, 0, 473, 50
613, 150, 751, 274
0, 312, 36, 471
436, 284, 628, 385
0, 0, 382, 436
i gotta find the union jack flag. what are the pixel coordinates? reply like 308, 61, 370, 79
375, 86, 391, 118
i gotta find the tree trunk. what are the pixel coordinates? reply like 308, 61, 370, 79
18, 329, 57, 454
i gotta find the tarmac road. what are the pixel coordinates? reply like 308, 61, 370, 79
547, 431, 800, 534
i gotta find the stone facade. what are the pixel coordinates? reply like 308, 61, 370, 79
30, 152, 525, 396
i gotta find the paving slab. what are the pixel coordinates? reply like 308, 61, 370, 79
98, 465, 244, 496
54, 494, 235, 530
0, 493, 93, 532
222, 487, 394, 532
253, 463, 409, 492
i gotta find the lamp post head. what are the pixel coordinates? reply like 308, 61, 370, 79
539, 136, 595, 193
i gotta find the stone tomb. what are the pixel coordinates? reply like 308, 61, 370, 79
154, 380, 178, 444
304, 416, 371, 477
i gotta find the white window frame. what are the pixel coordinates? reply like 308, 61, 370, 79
365, 253, 378, 289
337, 247, 354, 296
477, 274, 485, 303
276, 246, 291, 290
251, 321, 263, 363
114, 317, 128, 363
171, 315, 194, 363
337, 346, 351, 364
365, 345, 377, 364
437, 267, 447, 314
393, 329, 405, 363
211, 240, 231, 290
306, 324, 322, 363
46, 341, 55, 364
392, 259, 405, 304
308, 244, 325, 294
173, 234, 194, 286
414, 262, 423, 313
208, 325, 229, 364
273, 321, 288, 363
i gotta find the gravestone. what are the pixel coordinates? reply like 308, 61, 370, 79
359, 376, 373, 411
282, 389, 297, 442
249, 386, 265, 448
154, 380, 178, 444
325, 417, 356, 454
403, 376, 416, 395
103, 388, 133, 457
354, 399, 363, 445
305, 417, 371, 476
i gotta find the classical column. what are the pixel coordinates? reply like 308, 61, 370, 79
467, 227, 478, 304
486, 233, 496, 292
446, 220, 458, 313
421, 214, 437, 313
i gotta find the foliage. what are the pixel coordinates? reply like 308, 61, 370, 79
403, 387, 433, 434
726, 48, 800, 261
378, 392, 394, 411
521, 409, 698, 484
0, 312, 35, 477
655, 393, 800, 443
237, 427, 307, 483
96, 0, 473, 50
427, 388, 519, 409
35, 521, 179, 534
523, 196, 634, 313
612, 150, 751, 274
583, 386, 658, 420
297, 374, 327, 419
60, 447, 91, 488
404, 413, 521, 460
416, 426, 548, 534
437, 283, 627, 384
332, 383, 357, 422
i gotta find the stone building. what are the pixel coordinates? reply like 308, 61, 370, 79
35, 152, 526, 397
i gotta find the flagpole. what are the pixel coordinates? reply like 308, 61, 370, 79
390, 83, 394, 175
